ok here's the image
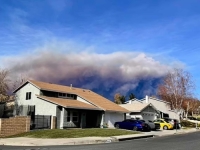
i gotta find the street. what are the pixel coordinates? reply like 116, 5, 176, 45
0, 132, 200, 150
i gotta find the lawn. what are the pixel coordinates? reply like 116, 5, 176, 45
8, 129, 139, 138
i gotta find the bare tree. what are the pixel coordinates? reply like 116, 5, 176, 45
12, 75, 27, 116
158, 68, 195, 116
114, 93, 122, 104
0, 69, 11, 103
12, 74, 27, 91
190, 99, 200, 116
182, 97, 195, 118
0, 68, 27, 116
114, 93, 126, 104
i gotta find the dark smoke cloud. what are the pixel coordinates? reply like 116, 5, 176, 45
3, 50, 171, 100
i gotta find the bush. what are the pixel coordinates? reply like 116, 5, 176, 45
181, 120, 200, 127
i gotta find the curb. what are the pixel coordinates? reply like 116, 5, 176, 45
153, 129, 200, 138
113, 134, 154, 141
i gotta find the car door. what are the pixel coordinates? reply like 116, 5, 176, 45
158, 120, 165, 128
122, 120, 133, 130
120, 120, 128, 129
154, 119, 164, 128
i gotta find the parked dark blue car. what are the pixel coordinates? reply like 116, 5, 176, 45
114, 119, 150, 131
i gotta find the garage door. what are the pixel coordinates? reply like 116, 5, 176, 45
142, 113, 155, 121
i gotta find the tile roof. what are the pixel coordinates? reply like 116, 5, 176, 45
28, 80, 129, 113
120, 103, 150, 112
36, 95, 100, 110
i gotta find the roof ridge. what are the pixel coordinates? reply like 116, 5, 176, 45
29, 79, 91, 91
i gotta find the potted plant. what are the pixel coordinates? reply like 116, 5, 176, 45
102, 122, 108, 128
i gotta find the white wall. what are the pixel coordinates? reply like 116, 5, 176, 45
104, 112, 124, 128
147, 98, 171, 113
143, 97, 180, 120
15, 83, 57, 116
16, 83, 40, 106
76, 96, 91, 105
168, 111, 180, 120
34, 98, 57, 116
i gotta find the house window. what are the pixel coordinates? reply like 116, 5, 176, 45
72, 112, 78, 122
67, 111, 79, 122
58, 93, 66, 97
26, 92, 31, 100
67, 111, 71, 122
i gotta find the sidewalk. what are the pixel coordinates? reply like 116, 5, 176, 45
0, 128, 199, 146
146, 128, 199, 137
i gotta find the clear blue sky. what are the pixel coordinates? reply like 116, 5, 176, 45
1, 0, 200, 97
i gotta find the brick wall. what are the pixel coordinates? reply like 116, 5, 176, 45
0, 116, 30, 137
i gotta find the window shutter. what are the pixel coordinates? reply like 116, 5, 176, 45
26, 93, 28, 100
29, 92, 31, 99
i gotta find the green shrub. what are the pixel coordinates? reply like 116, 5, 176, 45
181, 120, 200, 127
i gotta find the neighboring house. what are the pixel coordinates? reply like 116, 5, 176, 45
0, 96, 14, 118
124, 96, 180, 120
13, 80, 129, 129
4, 96, 15, 118
120, 103, 159, 121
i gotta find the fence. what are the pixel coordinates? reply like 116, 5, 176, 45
0, 116, 30, 137
31, 115, 51, 130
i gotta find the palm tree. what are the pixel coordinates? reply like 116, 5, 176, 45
120, 95, 126, 104
129, 93, 136, 100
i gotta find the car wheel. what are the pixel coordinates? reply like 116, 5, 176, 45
115, 124, 119, 129
133, 126, 138, 131
163, 125, 168, 130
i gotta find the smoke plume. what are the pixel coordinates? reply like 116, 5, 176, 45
3, 50, 171, 100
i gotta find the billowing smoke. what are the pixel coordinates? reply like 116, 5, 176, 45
3, 50, 171, 100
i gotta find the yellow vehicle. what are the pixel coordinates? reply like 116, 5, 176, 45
154, 119, 173, 130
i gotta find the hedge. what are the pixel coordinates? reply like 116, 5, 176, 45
181, 120, 200, 127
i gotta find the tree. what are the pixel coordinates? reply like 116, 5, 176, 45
0, 68, 27, 116
190, 99, 200, 116
12, 75, 27, 116
158, 68, 195, 117
0, 69, 10, 103
129, 93, 136, 100
114, 93, 126, 104
182, 97, 195, 118
120, 95, 126, 104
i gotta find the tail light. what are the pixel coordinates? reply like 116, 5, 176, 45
141, 123, 145, 126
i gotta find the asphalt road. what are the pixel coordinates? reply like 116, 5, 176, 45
1, 132, 200, 150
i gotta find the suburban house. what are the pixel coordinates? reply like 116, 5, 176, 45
13, 80, 129, 129
120, 101, 159, 121
124, 96, 180, 120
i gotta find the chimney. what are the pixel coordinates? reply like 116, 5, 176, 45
70, 84, 72, 89
145, 95, 149, 103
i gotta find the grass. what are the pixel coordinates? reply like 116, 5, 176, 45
7, 129, 139, 138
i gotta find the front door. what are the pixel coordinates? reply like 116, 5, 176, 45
81, 112, 86, 128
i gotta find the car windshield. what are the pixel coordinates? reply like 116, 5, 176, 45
164, 120, 170, 123
139, 120, 145, 122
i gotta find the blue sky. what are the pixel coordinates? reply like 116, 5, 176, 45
1, 0, 200, 97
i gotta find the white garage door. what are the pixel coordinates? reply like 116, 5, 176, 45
142, 113, 155, 121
